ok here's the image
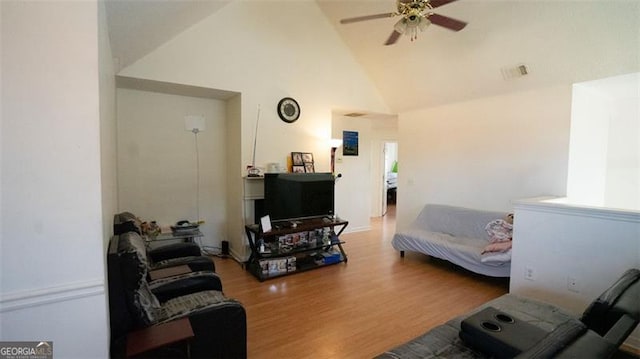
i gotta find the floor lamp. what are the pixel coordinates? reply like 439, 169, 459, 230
330, 138, 343, 175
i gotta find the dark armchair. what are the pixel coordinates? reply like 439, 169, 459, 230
113, 212, 215, 273
107, 234, 247, 358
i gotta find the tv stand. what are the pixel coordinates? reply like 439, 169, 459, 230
244, 217, 348, 281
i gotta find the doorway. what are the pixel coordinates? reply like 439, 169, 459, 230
382, 141, 398, 216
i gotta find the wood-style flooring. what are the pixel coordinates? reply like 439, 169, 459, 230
213, 205, 509, 358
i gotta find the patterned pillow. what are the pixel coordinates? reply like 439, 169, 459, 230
485, 219, 513, 243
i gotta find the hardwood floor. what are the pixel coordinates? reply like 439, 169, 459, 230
213, 205, 509, 358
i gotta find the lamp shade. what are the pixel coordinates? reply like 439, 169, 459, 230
330, 138, 343, 148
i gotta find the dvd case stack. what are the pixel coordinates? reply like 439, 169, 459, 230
259, 256, 297, 276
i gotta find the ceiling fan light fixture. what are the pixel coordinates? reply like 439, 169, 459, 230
394, 16, 430, 41
339, 0, 467, 46
393, 18, 408, 34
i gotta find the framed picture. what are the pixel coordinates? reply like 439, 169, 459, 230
343, 130, 359, 156
302, 152, 314, 164
292, 165, 305, 173
304, 163, 315, 173
291, 152, 304, 166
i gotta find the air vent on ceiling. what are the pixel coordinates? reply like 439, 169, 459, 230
344, 112, 367, 117
501, 64, 530, 80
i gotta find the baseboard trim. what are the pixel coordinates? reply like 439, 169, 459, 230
0, 279, 105, 313
343, 225, 371, 233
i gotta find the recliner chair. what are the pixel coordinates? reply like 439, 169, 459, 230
107, 233, 247, 358
113, 212, 215, 273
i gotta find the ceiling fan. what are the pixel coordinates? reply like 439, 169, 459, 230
340, 0, 467, 45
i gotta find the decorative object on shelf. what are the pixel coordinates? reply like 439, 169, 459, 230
343, 130, 359, 156
339, 0, 467, 46
277, 97, 300, 123
266, 163, 283, 173
302, 152, 314, 173
141, 221, 161, 236
304, 163, 315, 173
291, 152, 303, 166
302, 152, 313, 164
291, 152, 315, 172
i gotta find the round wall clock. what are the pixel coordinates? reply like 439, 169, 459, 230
277, 97, 300, 123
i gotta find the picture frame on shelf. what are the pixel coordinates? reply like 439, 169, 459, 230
304, 163, 315, 173
292, 165, 305, 173
291, 152, 303, 166
302, 152, 314, 164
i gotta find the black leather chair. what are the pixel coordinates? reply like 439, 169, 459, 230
580, 268, 640, 347
113, 233, 222, 302
107, 234, 247, 358
517, 268, 639, 359
113, 212, 215, 273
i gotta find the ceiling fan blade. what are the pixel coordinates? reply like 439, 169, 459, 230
340, 13, 394, 24
429, 13, 467, 31
429, 0, 460, 9
384, 31, 402, 46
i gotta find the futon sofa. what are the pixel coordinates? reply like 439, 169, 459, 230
392, 204, 511, 277
377, 268, 640, 358
107, 233, 247, 358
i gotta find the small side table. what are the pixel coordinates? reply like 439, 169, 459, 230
145, 230, 204, 248
126, 317, 194, 358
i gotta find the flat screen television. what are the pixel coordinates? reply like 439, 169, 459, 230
264, 172, 335, 221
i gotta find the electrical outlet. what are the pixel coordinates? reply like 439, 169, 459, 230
567, 276, 580, 293
524, 266, 535, 281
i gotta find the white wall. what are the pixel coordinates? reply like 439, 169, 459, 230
119, 1, 388, 174
567, 73, 640, 210
0, 1, 109, 357
396, 85, 572, 230
99, 1, 118, 245
118, 1, 389, 257
566, 85, 610, 206
117, 88, 229, 249
332, 118, 373, 232
511, 198, 640, 348
606, 95, 640, 209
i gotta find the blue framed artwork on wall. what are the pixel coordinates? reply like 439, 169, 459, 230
343, 130, 359, 156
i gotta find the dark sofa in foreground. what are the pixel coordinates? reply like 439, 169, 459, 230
377, 268, 639, 358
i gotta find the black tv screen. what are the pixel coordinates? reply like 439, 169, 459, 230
264, 173, 335, 221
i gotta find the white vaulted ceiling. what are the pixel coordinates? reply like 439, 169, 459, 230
105, 0, 640, 113
105, 0, 231, 71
